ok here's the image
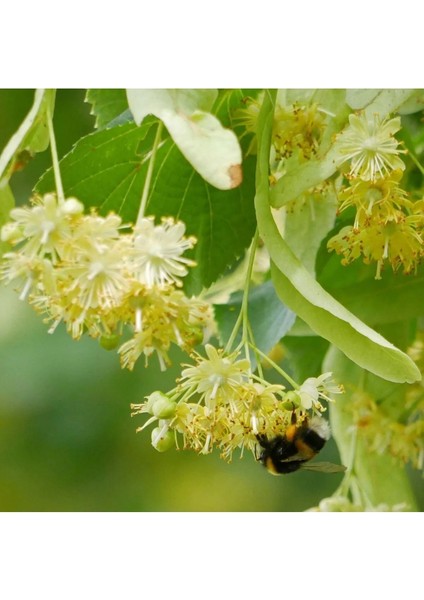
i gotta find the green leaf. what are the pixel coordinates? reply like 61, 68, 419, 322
0, 89, 55, 183
127, 89, 242, 190
254, 90, 421, 384
324, 345, 418, 510
85, 89, 129, 129
0, 183, 15, 257
282, 335, 330, 382
322, 265, 424, 326
147, 149, 256, 294
214, 280, 296, 359
35, 121, 257, 293
35, 121, 156, 221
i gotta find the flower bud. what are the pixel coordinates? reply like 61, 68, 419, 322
281, 391, 299, 410
151, 392, 177, 419
62, 197, 84, 215
99, 334, 121, 350
151, 427, 174, 452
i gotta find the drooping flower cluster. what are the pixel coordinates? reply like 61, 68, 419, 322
306, 496, 409, 512
131, 343, 343, 461
329, 112, 424, 278
348, 388, 424, 473
272, 101, 326, 162
236, 93, 326, 164
0, 192, 213, 370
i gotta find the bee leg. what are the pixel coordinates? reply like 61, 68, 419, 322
255, 434, 268, 461
255, 433, 268, 446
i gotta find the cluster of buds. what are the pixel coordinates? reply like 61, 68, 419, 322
329, 113, 424, 278
236, 93, 326, 164
0, 192, 213, 370
131, 343, 343, 460
271, 101, 326, 162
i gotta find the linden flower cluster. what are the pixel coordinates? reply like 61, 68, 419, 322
131, 344, 343, 460
0, 192, 213, 370
306, 496, 409, 512
272, 101, 326, 162
329, 112, 424, 278
236, 94, 326, 163
349, 390, 424, 473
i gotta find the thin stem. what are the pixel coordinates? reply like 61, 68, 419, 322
247, 321, 264, 379
252, 344, 299, 389
46, 106, 65, 205
408, 149, 424, 176
225, 230, 259, 354
136, 121, 163, 225
241, 230, 259, 340
333, 425, 358, 499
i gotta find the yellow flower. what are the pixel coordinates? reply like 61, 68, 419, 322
179, 344, 251, 408
1, 193, 84, 261
118, 286, 213, 371
336, 113, 405, 181
132, 216, 196, 288
337, 171, 409, 227
272, 102, 326, 161
295, 372, 342, 412
328, 207, 423, 278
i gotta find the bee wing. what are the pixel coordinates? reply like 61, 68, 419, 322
300, 462, 347, 474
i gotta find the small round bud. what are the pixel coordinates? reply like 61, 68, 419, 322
186, 326, 204, 347
62, 197, 84, 215
99, 334, 121, 351
147, 391, 177, 419
151, 427, 174, 452
281, 391, 300, 410
318, 496, 360, 512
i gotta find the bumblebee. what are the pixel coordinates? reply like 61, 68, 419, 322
256, 414, 346, 475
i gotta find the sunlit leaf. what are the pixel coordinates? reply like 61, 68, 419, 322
85, 89, 129, 129
0, 183, 14, 257
127, 89, 242, 190
0, 89, 55, 183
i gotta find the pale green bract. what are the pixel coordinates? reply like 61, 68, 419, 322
126, 89, 242, 190
255, 90, 421, 385
0, 89, 56, 184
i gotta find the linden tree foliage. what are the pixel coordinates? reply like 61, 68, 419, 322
85, 89, 129, 129
213, 280, 296, 368
1, 88, 424, 512
36, 89, 256, 294
0, 89, 55, 185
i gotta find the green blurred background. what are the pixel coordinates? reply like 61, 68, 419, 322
0, 90, 422, 511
